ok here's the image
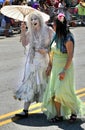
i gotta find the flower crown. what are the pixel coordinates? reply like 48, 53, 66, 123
57, 13, 65, 23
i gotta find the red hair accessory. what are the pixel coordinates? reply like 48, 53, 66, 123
57, 13, 65, 23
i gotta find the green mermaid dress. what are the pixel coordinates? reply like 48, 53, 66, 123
42, 44, 85, 120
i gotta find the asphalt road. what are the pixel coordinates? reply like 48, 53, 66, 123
0, 27, 85, 130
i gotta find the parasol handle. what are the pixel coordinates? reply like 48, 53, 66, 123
23, 15, 25, 21
24, 46, 26, 55
20, 21, 27, 55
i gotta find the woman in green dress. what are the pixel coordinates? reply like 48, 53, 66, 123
42, 13, 85, 123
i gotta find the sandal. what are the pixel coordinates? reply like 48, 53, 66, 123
69, 114, 77, 123
15, 109, 28, 118
49, 116, 63, 123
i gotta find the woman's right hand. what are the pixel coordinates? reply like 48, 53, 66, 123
59, 71, 65, 80
21, 22, 26, 32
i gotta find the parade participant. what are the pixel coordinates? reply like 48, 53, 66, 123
42, 13, 85, 123
14, 11, 55, 117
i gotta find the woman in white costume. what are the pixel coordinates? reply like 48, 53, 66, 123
14, 11, 55, 117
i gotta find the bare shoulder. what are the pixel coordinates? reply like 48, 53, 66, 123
47, 26, 55, 35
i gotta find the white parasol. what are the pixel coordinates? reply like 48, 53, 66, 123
1, 5, 50, 22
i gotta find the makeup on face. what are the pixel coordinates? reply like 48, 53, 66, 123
31, 15, 40, 28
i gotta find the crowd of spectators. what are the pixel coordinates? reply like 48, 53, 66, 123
0, 0, 85, 36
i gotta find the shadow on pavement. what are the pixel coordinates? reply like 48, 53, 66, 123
0, 35, 16, 40
12, 113, 84, 130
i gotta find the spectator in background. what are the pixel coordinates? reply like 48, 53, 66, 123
12, 0, 19, 5
38, 0, 49, 14
1, 17, 6, 28
58, 0, 66, 14
3, 0, 11, 37
76, 0, 85, 25
12, 0, 25, 5
21, 0, 27, 5
0, 3, 3, 9
32, 1, 39, 9
40, 0, 59, 22
57, 0, 71, 25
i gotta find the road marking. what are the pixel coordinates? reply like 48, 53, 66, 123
0, 119, 13, 126
78, 93, 85, 98
76, 88, 85, 94
0, 103, 42, 120
0, 109, 42, 126
0, 88, 85, 126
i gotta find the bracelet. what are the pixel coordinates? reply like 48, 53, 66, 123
63, 68, 67, 72
44, 49, 48, 53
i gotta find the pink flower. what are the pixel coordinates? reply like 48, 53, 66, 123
57, 13, 65, 23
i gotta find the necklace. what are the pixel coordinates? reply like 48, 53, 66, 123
33, 31, 42, 48
34, 31, 40, 39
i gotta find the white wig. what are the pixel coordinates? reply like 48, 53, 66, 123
27, 11, 45, 33
26, 11, 48, 47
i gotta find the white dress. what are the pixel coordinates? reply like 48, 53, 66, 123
14, 25, 54, 102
